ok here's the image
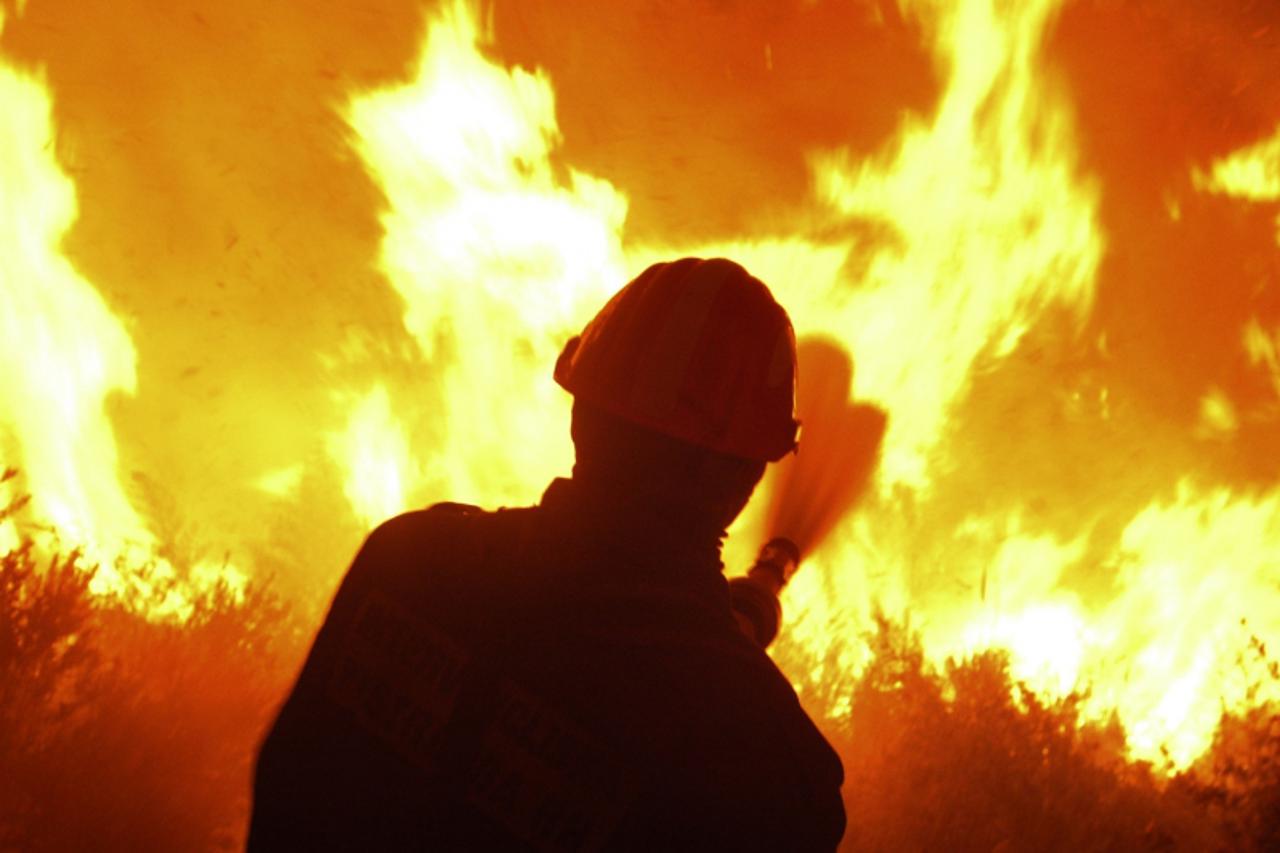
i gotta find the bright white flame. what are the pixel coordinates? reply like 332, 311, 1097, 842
345, 0, 628, 512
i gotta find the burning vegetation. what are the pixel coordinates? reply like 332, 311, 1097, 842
3, 0, 1280, 848
4, 493, 1280, 849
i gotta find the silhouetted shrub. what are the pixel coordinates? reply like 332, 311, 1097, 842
805, 613, 1228, 851
4, 468, 1280, 851
0, 524, 305, 850
1175, 636, 1280, 852
0, 542, 102, 849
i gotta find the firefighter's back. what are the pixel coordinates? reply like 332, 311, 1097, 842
250, 497, 845, 851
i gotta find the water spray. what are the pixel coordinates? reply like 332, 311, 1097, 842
732, 337, 887, 647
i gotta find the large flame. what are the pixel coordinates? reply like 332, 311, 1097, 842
340, 0, 628, 513
0, 10, 237, 615
3, 0, 1277, 777
0, 11, 151, 593
330, 0, 1280, 772
808, 0, 1102, 490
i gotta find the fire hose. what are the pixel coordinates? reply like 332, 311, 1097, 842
728, 537, 801, 648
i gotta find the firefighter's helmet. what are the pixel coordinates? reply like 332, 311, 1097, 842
555, 258, 799, 462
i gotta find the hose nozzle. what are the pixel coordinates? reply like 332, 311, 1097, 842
746, 537, 801, 597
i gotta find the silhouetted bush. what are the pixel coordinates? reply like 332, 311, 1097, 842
3, 468, 1279, 850
0, 516, 305, 850
792, 613, 1280, 851
1174, 636, 1280, 852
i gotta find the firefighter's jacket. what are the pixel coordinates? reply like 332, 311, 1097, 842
249, 478, 845, 851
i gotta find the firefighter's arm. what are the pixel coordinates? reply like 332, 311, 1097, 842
727, 537, 800, 648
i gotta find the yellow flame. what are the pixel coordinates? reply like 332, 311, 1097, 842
1195, 123, 1280, 246
887, 482, 1280, 769
1090, 484, 1280, 766
344, 0, 1280, 772
343, 0, 627, 515
1197, 387, 1238, 436
667, 0, 1106, 724
1244, 317, 1280, 401
806, 0, 1102, 490
944, 519, 1090, 695
1196, 123, 1280, 403
254, 464, 305, 499
1194, 123, 1280, 202
0, 13, 242, 617
0, 17, 150, 590
329, 385, 414, 529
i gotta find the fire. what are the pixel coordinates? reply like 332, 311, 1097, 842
1197, 124, 1280, 410
0, 10, 151, 595
330, 384, 413, 530
806, 0, 1102, 490
331, 0, 1280, 772
0, 10, 236, 616
1197, 125, 1280, 408
342, 0, 628, 511
1092, 485, 1280, 764
1244, 318, 1280, 400
3, 0, 1278, 782
678, 0, 1106, 720
1194, 123, 1280, 203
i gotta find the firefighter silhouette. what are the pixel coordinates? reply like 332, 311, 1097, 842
249, 258, 845, 851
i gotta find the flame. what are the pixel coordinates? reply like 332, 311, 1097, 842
1091, 484, 1280, 765
646, 0, 1106, 696
0, 11, 150, 591
806, 0, 1103, 490
0, 11, 236, 616
689, 0, 1105, 713
1194, 123, 1280, 203
1195, 122, 1280, 250
2, 0, 1271, 778
1193, 126, 1280, 424
329, 384, 413, 530
1244, 318, 1280, 405
766, 0, 1280, 771
342, 0, 627, 512
330, 0, 1280, 771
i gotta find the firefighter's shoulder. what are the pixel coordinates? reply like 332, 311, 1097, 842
359, 501, 536, 582
362, 501, 484, 562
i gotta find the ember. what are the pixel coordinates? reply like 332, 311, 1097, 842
2, 0, 1279, 848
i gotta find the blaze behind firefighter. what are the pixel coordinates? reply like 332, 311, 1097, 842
2, 0, 1280, 849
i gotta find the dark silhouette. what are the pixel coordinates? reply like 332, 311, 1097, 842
249, 259, 845, 850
